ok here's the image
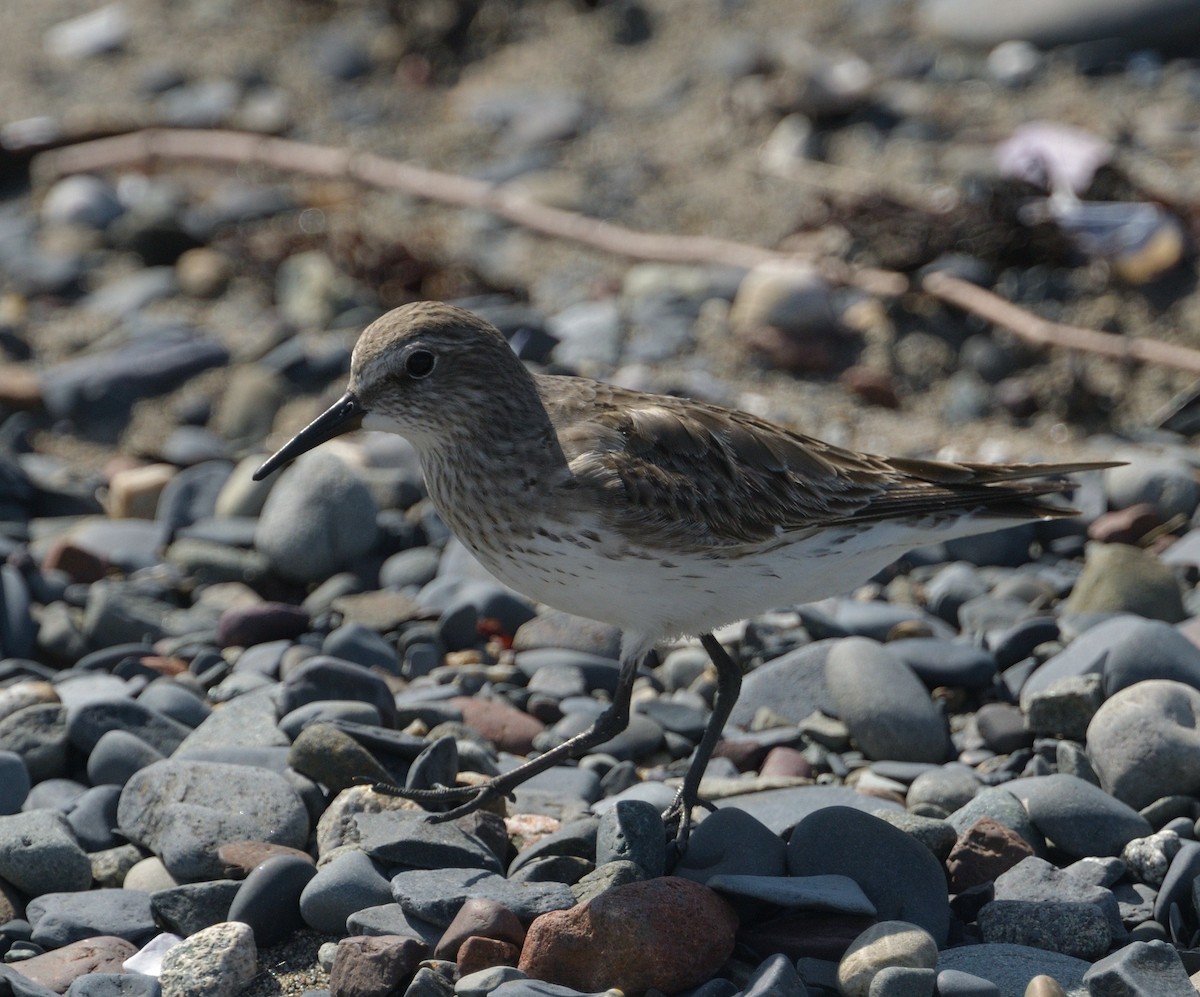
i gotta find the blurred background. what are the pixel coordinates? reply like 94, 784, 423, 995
3, 0, 1200, 476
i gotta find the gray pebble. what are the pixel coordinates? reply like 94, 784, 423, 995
787, 805, 949, 944
150, 880, 240, 936
117, 758, 309, 880
0, 810, 92, 895
27, 888, 157, 947
1082, 939, 1194, 997
1087, 680, 1200, 810
299, 849, 393, 935
825, 638, 950, 763
391, 868, 575, 926
255, 451, 379, 584
977, 899, 1111, 960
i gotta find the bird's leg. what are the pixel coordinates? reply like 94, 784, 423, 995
663, 632, 742, 849
371, 650, 642, 822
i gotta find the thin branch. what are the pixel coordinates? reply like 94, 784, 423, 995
31, 127, 1200, 376
922, 271, 1200, 375
30, 128, 906, 296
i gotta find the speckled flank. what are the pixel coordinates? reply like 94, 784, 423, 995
339, 300, 1112, 645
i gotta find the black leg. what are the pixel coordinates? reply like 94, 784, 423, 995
373, 649, 643, 822
663, 632, 742, 848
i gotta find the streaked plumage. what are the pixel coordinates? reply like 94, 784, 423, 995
255, 300, 1115, 842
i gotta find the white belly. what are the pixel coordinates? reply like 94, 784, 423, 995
465, 516, 1000, 642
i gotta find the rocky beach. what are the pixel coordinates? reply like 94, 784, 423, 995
2, 1, 1200, 995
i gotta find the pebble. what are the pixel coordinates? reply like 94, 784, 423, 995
0, 810, 92, 895
518, 877, 737, 995
6, 936, 138, 994
0, 38, 1196, 993
27, 889, 157, 949
1062, 542, 1185, 623
788, 805, 950, 944
158, 921, 257, 997
837, 920, 938, 997
117, 758, 310, 879
824, 638, 950, 763
254, 451, 379, 583
1086, 680, 1200, 810
1082, 939, 1194, 995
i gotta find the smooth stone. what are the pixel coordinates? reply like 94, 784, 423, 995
709, 873, 876, 915
66, 697, 191, 756
0, 703, 68, 782
82, 583, 176, 647
380, 546, 442, 590
947, 787, 1044, 854
344, 903, 443, 949
280, 655, 398, 727
740, 952, 808, 997
0, 751, 30, 814
934, 944, 1088, 996
728, 640, 836, 727
254, 451, 379, 584
974, 702, 1033, 754
173, 685, 288, 754
716, 784, 902, 837
0, 810, 92, 894
217, 602, 309, 649
327, 935, 427, 997
906, 764, 981, 814
672, 807, 786, 884
65, 784, 123, 850
150, 880, 240, 936
1063, 543, 1185, 623
27, 889, 157, 948
824, 638, 950, 763
278, 700, 381, 740
65, 971, 161, 996
924, 563, 988, 626
594, 800, 666, 878
935, 969, 1001, 997
888, 638, 998, 689
506, 817, 599, 877
838, 921, 937, 997
300, 849, 394, 935
391, 869, 575, 926
323, 623, 399, 673
1106, 456, 1200, 520
1087, 680, 1200, 810
287, 721, 392, 795
1152, 839, 1200, 928
1011, 773, 1151, 858
787, 806, 950, 944
41, 176, 123, 227
117, 758, 309, 879
829, 600, 954, 641
1103, 619, 1200, 697
226, 854, 317, 947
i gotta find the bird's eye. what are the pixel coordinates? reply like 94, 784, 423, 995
404, 348, 436, 379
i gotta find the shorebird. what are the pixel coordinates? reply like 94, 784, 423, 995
255, 300, 1112, 842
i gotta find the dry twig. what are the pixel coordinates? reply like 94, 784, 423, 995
32, 127, 1200, 376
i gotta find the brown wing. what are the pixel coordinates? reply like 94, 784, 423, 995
538, 375, 1113, 552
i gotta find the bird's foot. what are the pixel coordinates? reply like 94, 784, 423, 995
662, 785, 717, 856
365, 777, 513, 821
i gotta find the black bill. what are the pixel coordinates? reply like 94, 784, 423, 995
253, 391, 366, 480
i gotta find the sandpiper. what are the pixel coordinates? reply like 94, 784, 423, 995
255, 300, 1113, 840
